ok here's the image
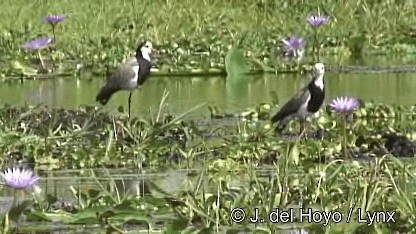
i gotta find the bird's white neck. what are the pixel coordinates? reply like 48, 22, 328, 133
132, 65, 140, 73
314, 74, 324, 90
141, 51, 151, 62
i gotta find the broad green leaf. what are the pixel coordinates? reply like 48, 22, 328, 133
9, 60, 38, 75
225, 47, 249, 78
290, 143, 300, 166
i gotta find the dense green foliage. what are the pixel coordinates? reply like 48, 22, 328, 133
0, 96, 415, 232
1, 0, 416, 233
2, 0, 416, 76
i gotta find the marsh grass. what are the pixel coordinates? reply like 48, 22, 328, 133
0, 1, 415, 230
1, 0, 416, 76
0, 97, 416, 232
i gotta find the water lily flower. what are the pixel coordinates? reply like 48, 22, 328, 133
329, 96, 360, 113
0, 168, 40, 190
22, 37, 53, 70
281, 36, 305, 60
307, 15, 329, 27
22, 37, 53, 50
44, 15, 66, 25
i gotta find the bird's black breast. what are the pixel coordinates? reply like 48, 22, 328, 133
306, 80, 325, 113
137, 59, 152, 86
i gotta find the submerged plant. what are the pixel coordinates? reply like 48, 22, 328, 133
330, 96, 360, 159
43, 15, 66, 43
22, 37, 53, 71
307, 14, 329, 62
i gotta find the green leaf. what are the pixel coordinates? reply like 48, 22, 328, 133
225, 47, 249, 78
164, 218, 188, 233
29, 207, 101, 224
289, 143, 300, 166
9, 60, 37, 75
225, 48, 249, 102
249, 58, 274, 72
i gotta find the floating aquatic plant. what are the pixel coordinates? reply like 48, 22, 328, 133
330, 96, 360, 113
0, 168, 39, 190
22, 37, 53, 71
330, 96, 360, 159
22, 37, 52, 51
224, 46, 249, 91
0, 168, 40, 232
43, 15, 66, 43
281, 35, 305, 63
44, 15, 66, 25
307, 15, 329, 28
307, 14, 329, 62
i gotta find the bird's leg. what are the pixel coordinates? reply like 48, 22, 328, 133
300, 119, 307, 140
128, 92, 132, 119
299, 119, 304, 134
275, 122, 286, 135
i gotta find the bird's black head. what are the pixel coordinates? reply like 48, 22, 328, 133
135, 41, 153, 61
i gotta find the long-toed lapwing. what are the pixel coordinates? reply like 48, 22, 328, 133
271, 62, 326, 134
96, 41, 153, 118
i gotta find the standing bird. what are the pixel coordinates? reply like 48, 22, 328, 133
271, 63, 326, 134
96, 41, 153, 118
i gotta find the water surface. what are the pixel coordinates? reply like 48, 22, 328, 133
1, 56, 415, 232
0, 71, 414, 119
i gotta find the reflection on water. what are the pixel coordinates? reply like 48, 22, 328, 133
0, 167, 306, 233
0, 56, 415, 231
0, 167, 277, 203
0, 71, 415, 119
32, 168, 193, 199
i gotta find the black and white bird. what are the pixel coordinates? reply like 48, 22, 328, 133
96, 41, 153, 118
271, 63, 326, 134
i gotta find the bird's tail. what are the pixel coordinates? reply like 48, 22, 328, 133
270, 113, 280, 123
96, 85, 119, 105
271, 109, 287, 123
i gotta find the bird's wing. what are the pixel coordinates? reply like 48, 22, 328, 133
107, 62, 137, 87
124, 57, 139, 66
271, 85, 310, 123
106, 57, 136, 81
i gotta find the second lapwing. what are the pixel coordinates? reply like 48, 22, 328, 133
271, 63, 326, 134
96, 41, 153, 118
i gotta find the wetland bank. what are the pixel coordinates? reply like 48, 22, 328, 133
0, 0, 416, 233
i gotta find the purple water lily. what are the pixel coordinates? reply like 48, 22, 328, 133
0, 168, 40, 190
281, 36, 305, 60
307, 15, 329, 27
282, 36, 305, 51
22, 37, 52, 70
329, 96, 360, 113
43, 15, 66, 43
44, 15, 66, 25
22, 37, 52, 50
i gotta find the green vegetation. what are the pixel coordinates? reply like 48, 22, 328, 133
0, 92, 415, 232
2, 0, 416, 77
1, 0, 416, 233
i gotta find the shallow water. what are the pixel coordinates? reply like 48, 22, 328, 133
0, 68, 415, 119
0, 167, 279, 233
0, 56, 416, 232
